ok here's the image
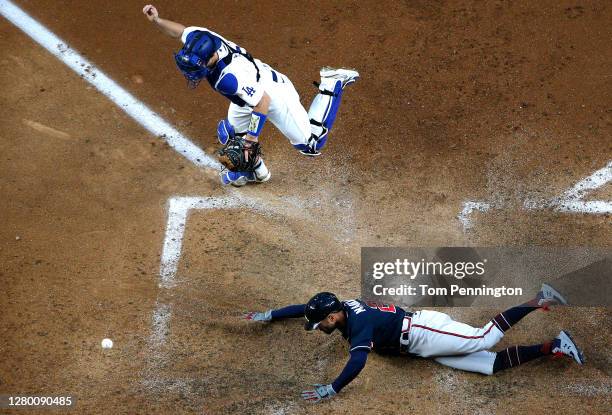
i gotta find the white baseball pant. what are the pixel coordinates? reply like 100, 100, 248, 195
403, 310, 504, 375
227, 71, 311, 146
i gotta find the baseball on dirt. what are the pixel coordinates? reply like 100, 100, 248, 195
101, 338, 113, 349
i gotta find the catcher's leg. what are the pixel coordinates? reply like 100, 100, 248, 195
227, 102, 251, 134
263, 78, 315, 155
220, 105, 271, 186
302, 67, 359, 155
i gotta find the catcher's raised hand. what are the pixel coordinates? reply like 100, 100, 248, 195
301, 384, 336, 403
243, 310, 272, 322
142, 4, 159, 21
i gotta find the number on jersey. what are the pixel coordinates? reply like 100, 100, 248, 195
366, 301, 396, 313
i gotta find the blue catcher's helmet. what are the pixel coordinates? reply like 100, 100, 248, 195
174, 31, 222, 88
304, 292, 344, 331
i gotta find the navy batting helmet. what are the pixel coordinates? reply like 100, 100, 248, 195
304, 292, 344, 331
174, 31, 221, 88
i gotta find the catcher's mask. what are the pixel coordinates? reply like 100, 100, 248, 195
174, 31, 221, 88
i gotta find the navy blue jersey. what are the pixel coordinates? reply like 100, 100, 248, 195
340, 299, 406, 355
269, 299, 407, 392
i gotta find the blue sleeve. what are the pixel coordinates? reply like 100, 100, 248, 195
271, 304, 306, 320
331, 349, 369, 393
348, 322, 373, 352
216, 73, 238, 95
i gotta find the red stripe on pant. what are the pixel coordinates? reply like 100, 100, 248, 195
411, 322, 496, 339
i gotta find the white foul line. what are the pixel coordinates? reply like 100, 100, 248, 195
0, 0, 220, 170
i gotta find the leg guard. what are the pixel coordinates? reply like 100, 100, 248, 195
254, 159, 271, 182
217, 119, 235, 145
306, 77, 344, 151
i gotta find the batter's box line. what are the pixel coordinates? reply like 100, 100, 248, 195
459, 161, 612, 231
146, 195, 256, 383
159, 195, 264, 288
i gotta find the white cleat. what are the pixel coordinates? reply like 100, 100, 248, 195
320, 66, 360, 88
552, 331, 585, 365
537, 283, 568, 306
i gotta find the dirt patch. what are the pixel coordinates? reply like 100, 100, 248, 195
1, 1, 610, 414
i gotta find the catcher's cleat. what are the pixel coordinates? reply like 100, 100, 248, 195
299, 146, 322, 157
537, 283, 568, 307
220, 162, 270, 187
552, 331, 585, 365
320, 67, 360, 89
296, 132, 327, 157
221, 170, 254, 187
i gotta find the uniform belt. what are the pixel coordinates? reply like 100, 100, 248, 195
399, 311, 414, 354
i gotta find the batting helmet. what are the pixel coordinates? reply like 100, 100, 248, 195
304, 292, 344, 331
174, 31, 221, 88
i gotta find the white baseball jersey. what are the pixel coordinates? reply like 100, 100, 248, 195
181, 26, 312, 145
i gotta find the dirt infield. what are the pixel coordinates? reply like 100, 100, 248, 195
1, 1, 610, 414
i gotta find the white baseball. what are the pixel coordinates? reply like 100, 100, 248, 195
101, 338, 113, 349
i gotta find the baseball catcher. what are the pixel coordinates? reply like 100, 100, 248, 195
143, 5, 359, 186
245, 284, 585, 402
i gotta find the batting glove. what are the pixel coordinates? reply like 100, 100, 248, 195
301, 384, 336, 403
243, 310, 272, 322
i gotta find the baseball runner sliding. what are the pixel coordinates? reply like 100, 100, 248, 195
143, 5, 359, 186
245, 284, 585, 403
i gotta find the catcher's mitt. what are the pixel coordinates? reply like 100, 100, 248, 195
218, 136, 261, 172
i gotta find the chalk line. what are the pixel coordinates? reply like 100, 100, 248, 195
561, 161, 612, 201
457, 201, 492, 230
149, 302, 172, 350
159, 195, 253, 288
0, 0, 220, 170
460, 161, 611, 231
